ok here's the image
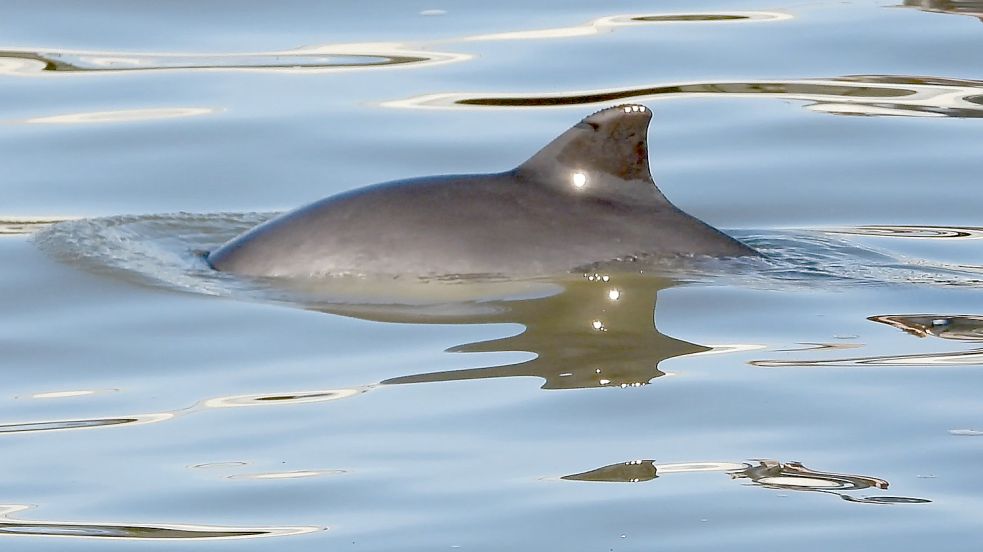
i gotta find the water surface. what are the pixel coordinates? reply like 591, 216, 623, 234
3, 1, 983, 550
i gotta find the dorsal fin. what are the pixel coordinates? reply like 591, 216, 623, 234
516, 104, 655, 185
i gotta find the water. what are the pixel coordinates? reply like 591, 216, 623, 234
2, 0, 983, 549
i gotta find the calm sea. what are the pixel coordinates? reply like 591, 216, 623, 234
2, 0, 983, 549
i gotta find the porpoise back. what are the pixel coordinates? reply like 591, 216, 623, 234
208, 104, 756, 278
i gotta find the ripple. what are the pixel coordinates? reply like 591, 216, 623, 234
751, 348, 983, 367
0, 386, 370, 437
191, 461, 249, 469
29, 389, 115, 399
202, 388, 367, 408
385, 76, 983, 119
561, 459, 930, 503
228, 469, 346, 480
34, 214, 983, 323
630, 14, 756, 22
948, 428, 983, 436
0, 413, 172, 435
844, 496, 933, 504
34, 212, 274, 297
870, 314, 983, 341
460, 11, 789, 41
0, 45, 465, 75
776, 342, 865, 352
732, 460, 933, 503
0, 505, 318, 540
23, 107, 215, 124
828, 225, 983, 239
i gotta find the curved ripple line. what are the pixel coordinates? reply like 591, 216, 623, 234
460, 11, 790, 41
0, 387, 369, 437
0, 44, 467, 75
383, 76, 983, 119
827, 225, 983, 239
228, 469, 346, 480
751, 348, 983, 367
870, 314, 983, 341
0, 505, 319, 540
560, 459, 930, 503
0, 413, 172, 435
202, 388, 368, 408
23, 107, 215, 125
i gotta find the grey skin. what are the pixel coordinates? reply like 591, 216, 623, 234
208, 104, 757, 278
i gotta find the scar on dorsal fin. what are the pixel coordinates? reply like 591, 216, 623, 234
517, 104, 654, 183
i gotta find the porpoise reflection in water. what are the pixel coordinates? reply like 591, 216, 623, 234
208, 104, 756, 279
317, 274, 710, 390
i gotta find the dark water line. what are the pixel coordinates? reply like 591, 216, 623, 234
386, 76, 983, 119
456, 82, 914, 107
0, 506, 318, 540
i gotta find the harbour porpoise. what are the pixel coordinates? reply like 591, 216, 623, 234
208, 104, 757, 278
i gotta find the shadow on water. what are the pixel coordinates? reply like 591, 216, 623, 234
562, 458, 930, 504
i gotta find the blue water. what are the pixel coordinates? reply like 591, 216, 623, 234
2, 1, 983, 549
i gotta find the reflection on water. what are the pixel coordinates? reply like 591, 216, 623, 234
0, 414, 172, 435
563, 460, 660, 482
0, 505, 318, 541
386, 76, 983, 119
563, 459, 930, 504
458, 11, 788, 42
374, 274, 712, 390
29, 390, 104, 399
0, 11, 788, 77
776, 342, 864, 352
0, 388, 366, 436
733, 460, 929, 504
949, 428, 983, 436
0, 217, 75, 236
202, 388, 368, 408
0, 45, 464, 75
870, 314, 983, 341
33, 214, 983, 306
828, 225, 983, 239
903, 0, 983, 22
752, 330, 983, 367
228, 469, 345, 480
34, 211, 983, 400
756, 310, 983, 367
754, 348, 983, 367
22, 107, 215, 125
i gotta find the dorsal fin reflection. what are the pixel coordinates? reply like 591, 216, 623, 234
313, 273, 708, 390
